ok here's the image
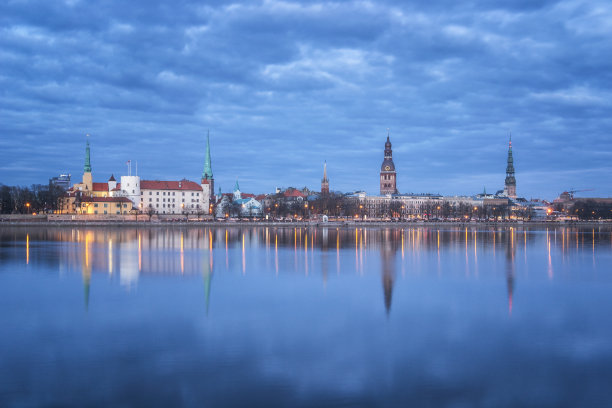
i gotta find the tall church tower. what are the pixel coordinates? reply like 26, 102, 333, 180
503, 135, 517, 199
321, 161, 329, 195
82, 135, 93, 192
380, 133, 397, 195
201, 131, 214, 214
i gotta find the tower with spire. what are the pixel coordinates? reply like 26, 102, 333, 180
82, 135, 93, 192
503, 134, 517, 199
201, 131, 215, 214
380, 131, 398, 195
321, 161, 329, 195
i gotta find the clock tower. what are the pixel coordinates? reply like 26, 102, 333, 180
380, 133, 398, 195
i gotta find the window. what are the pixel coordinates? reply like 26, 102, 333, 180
163, 192, 166, 196
94, 203, 98, 208
116, 211, 120, 214
104, 210, 107, 214
182, 199, 185, 202
149, 198, 152, 202
149, 192, 152, 195
191, 193, 194, 196
94, 210, 98, 214
156, 198, 159, 202
104, 203, 108, 208
182, 192, 185, 196
172, 192, 175, 196
132, 190, 135, 194
156, 192, 159, 195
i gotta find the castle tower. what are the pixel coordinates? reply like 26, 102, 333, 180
380, 132, 397, 195
82, 135, 93, 192
201, 131, 214, 214
503, 134, 517, 199
321, 161, 329, 195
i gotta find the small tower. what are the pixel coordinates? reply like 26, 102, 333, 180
82, 135, 93, 192
380, 131, 398, 195
503, 134, 517, 199
233, 180, 241, 201
321, 161, 329, 195
201, 131, 214, 214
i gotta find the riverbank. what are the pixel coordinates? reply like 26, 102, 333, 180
1, 216, 611, 229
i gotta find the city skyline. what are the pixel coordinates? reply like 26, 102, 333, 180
2, 1, 612, 199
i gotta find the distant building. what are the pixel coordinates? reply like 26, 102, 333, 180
215, 180, 262, 217
50, 174, 71, 190
380, 133, 398, 195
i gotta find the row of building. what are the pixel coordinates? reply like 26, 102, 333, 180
58, 131, 548, 219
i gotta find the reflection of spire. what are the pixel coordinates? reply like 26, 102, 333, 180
506, 233, 516, 315
380, 229, 399, 315
203, 270, 212, 316
84, 274, 90, 311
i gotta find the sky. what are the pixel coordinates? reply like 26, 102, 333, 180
1, 0, 611, 200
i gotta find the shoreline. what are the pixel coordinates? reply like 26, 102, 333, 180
2, 220, 611, 229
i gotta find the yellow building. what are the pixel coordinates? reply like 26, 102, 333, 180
78, 196, 133, 215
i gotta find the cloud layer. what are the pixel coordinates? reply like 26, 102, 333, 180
1, 0, 611, 198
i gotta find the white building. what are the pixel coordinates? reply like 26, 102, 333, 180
139, 179, 208, 215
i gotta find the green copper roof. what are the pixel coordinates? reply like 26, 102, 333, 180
202, 131, 213, 180
234, 179, 240, 192
84, 137, 92, 173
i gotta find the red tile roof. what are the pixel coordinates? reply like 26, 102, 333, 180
81, 196, 133, 203
92, 182, 109, 192
242, 193, 255, 198
283, 189, 306, 198
141, 180, 202, 191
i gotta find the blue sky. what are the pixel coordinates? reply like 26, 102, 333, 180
1, 0, 611, 199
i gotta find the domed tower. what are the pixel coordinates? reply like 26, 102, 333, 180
380, 133, 398, 195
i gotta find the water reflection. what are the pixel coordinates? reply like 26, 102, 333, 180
2, 225, 612, 316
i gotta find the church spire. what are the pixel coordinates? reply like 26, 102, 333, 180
84, 135, 92, 173
202, 130, 213, 180
504, 133, 517, 198
321, 161, 329, 195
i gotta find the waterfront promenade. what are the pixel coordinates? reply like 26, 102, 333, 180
1, 214, 610, 229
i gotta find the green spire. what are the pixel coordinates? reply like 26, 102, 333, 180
202, 131, 213, 180
84, 135, 92, 173
234, 179, 240, 192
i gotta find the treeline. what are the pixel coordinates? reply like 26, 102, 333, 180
570, 200, 612, 220
0, 183, 65, 214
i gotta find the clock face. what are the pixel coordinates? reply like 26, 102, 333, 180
385, 165, 390, 171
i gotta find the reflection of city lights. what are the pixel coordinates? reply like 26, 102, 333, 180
26, 234, 29, 265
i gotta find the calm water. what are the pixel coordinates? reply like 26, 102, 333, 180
1, 225, 612, 407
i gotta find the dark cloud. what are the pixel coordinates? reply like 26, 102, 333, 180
1, 0, 611, 198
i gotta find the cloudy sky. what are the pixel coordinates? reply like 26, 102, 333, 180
1, 0, 611, 199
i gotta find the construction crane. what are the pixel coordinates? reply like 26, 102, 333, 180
566, 188, 594, 200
